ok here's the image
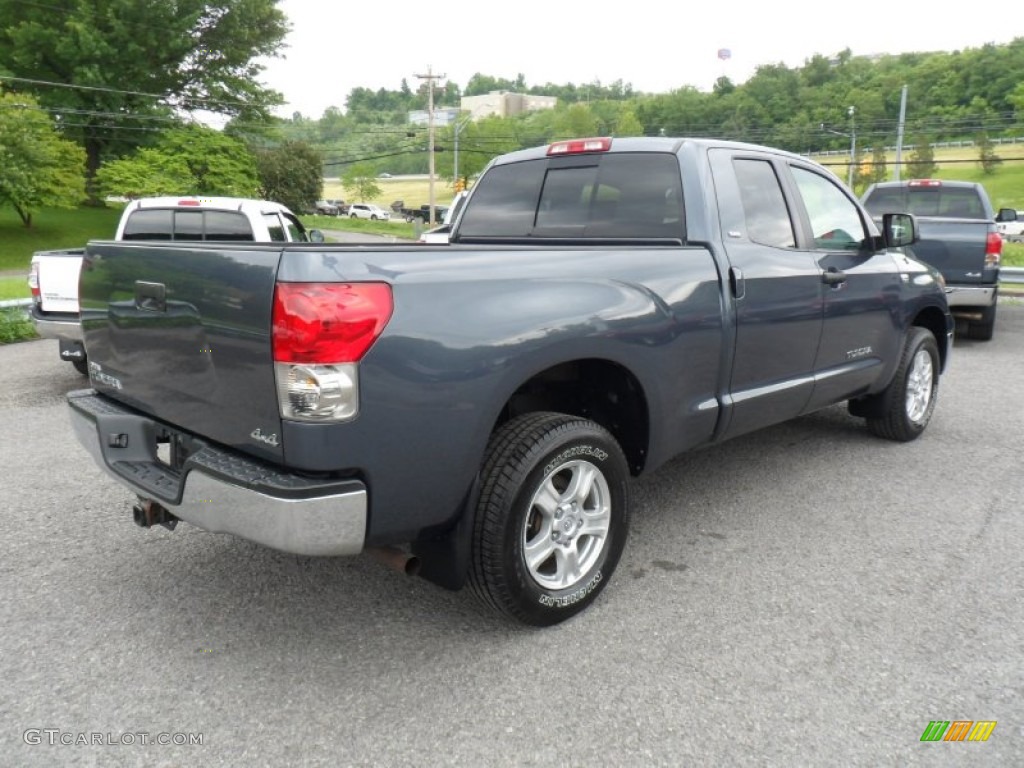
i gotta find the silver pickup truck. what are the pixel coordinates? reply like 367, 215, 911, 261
29, 196, 318, 373
862, 179, 1010, 340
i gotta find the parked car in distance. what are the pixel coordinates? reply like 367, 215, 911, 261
349, 203, 391, 221
326, 199, 350, 215
418, 191, 470, 244
861, 179, 1005, 340
315, 200, 340, 216
996, 209, 1022, 241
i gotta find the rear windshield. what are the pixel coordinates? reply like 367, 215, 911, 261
863, 186, 987, 219
122, 208, 256, 241
458, 152, 684, 240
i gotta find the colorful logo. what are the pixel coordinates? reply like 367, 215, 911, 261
920, 721, 997, 742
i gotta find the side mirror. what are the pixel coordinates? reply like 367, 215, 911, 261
308, 229, 325, 244
882, 212, 917, 248
996, 208, 1017, 223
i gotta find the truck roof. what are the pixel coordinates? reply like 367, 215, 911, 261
124, 196, 296, 215
488, 136, 812, 166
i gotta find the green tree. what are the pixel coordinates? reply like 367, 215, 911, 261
868, 144, 889, 185
157, 125, 258, 195
976, 133, 1002, 175
0, 0, 288, 194
0, 92, 86, 226
614, 109, 645, 137
95, 125, 257, 199
553, 104, 600, 139
906, 140, 937, 178
342, 164, 382, 203
256, 141, 322, 213
433, 116, 520, 181
95, 148, 193, 199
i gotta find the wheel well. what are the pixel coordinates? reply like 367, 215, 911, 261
912, 307, 950, 370
494, 359, 649, 475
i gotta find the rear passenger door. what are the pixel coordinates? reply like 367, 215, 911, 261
709, 150, 824, 439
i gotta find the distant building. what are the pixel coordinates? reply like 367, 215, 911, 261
408, 107, 462, 126
460, 91, 557, 121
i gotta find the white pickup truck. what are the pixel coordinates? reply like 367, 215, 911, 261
29, 196, 320, 373
996, 209, 1023, 241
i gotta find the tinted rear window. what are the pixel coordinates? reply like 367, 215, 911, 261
458, 153, 684, 240
121, 208, 255, 241
122, 209, 173, 240
864, 186, 987, 219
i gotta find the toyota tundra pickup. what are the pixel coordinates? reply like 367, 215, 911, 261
29, 196, 320, 373
68, 137, 953, 626
862, 179, 1008, 340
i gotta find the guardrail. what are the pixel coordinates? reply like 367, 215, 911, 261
0, 298, 32, 310
1001, 266, 1024, 284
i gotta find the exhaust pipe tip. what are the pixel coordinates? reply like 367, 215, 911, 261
367, 546, 421, 577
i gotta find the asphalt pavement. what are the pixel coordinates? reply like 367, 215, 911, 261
1, 302, 1022, 767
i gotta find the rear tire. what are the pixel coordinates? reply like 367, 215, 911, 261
966, 301, 996, 341
468, 413, 630, 626
864, 327, 939, 442
72, 358, 89, 376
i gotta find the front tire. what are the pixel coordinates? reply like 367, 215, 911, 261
468, 413, 630, 626
864, 327, 939, 442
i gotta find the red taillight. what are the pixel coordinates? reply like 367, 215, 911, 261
547, 137, 613, 156
273, 282, 393, 364
985, 231, 1002, 268
177, 199, 201, 206
28, 262, 40, 300
908, 179, 942, 187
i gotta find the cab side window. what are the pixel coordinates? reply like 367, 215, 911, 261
733, 159, 796, 249
791, 167, 867, 250
263, 213, 286, 242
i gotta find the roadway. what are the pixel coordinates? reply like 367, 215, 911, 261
1, 304, 1022, 766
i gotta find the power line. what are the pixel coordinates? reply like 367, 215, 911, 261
0, 74, 262, 111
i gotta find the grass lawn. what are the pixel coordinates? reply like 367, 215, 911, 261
323, 176, 457, 210
0, 276, 29, 300
809, 144, 1024, 210
0, 205, 122, 272
1003, 241, 1024, 267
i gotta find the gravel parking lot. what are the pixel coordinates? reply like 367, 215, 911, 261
1, 303, 1022, 767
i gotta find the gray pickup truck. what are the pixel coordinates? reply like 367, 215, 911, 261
69, 137, 953, 626
862, 179, 1009, 340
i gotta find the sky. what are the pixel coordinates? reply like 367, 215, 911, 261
256, 1, 1020, 120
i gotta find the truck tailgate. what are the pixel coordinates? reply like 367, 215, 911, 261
911, 218, 994, 283
79, 242, 285, 461
35, 251, 84, 313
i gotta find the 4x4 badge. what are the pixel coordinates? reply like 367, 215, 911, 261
250, 428, 279, 447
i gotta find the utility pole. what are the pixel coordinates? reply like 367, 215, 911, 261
453, 114, 470, 191
847, 105, 856, 189
894, 85, 908, 182
414, 66, 445, 226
